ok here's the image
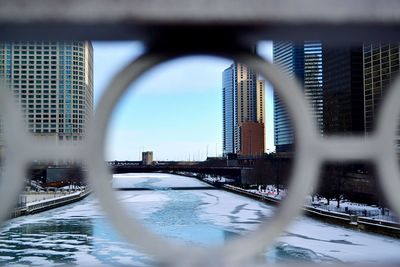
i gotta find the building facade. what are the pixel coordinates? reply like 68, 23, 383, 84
0, 41, 93, 144
239, 121, 264, 156
272, 42, 304, 152
363, 43, 400, 134
222, 66, 235, 155
304, 41, 324, 135
323, 45, 364, 135
222, 62, 265, 156
273, 41, 323, 152
142, 151, 153, 165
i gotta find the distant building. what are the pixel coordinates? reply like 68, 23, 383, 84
0, 41, 93, 145
239, 121, 264, 156
323, 45, 364, 135
273, 41, 323, 152
222, 62, 265, 156
142, 151, 153, 165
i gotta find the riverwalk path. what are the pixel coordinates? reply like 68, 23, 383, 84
11, 189, 90, 218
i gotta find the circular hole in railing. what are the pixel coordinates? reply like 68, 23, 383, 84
104, 56, 283, 264
88, 51, 321, 266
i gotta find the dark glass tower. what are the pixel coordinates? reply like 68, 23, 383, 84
323, 45, 364, 135
273, 41, 323, 152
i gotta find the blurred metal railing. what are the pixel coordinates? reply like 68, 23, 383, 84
1, 1, 400, 266
1, 0, 400, 42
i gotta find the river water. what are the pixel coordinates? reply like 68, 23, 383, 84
1, 173, 400, 266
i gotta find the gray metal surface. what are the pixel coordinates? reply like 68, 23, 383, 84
1, 0, 400, 41
1, 0, 399, 23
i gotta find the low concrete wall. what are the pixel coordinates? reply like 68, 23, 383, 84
21, 192, 72, 203
10, 208, 27, 218
26, 190, 90, 214
303, 205, 354, 228
357, 217, 400, 238
223, 184, 280, 205
10, 190, 90, 219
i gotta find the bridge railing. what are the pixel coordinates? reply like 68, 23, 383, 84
1, 1, 400, 266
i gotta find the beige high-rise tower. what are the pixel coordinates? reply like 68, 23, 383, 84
223, 62, 265, 156
0, 41, 93, 145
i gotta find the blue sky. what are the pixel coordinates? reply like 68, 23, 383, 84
93, 41, 274, 161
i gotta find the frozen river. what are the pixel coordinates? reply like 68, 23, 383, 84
1, 173, 400, 266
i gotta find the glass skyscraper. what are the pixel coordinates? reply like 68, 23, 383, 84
304, 41, 324, 135
223, 66, 235, 154
323, 45, 364, 135
272, 42, 304, 152
273, 41, 323, 152
363, 43, 400, 134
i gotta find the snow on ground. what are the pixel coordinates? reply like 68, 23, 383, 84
307, 198, 398, 222
191, 188, 400, 263
240, 184, 397, 222
282, 216, 400, 263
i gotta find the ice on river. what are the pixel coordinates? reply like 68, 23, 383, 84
1, 173, 400, 265
112, 173, 212, 188
192, 189, 400, 263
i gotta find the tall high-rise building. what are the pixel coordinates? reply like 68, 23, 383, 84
222, 62, 265, 156
0, 41, 93, 144
304, 42, 324, 135
323, 45, 364, 135
363, 43, 400, 134
273, 41, 323, 152
273, 42, 304, 152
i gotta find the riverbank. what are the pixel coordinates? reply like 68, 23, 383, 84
197, 177, 400, 238
10, 189, 91, 219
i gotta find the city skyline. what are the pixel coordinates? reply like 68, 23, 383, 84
6, 42, 397, 160
98, 41, 275, 161
0, 41, 275, 161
